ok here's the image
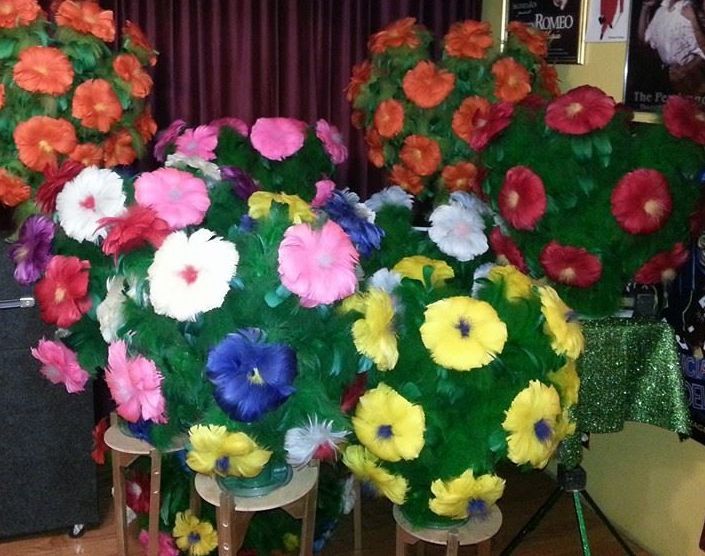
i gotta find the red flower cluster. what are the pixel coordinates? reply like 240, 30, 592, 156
35, 255, 92, 328
36, 160, 85, 214
663, 95, 705, 145
540, 242, 602, 288
100, 205, 170, 258
499, 166, 547, 230
545, 86, 615, 135
489, 228, 527, 272
611, 169, 672, 234
634, 243, 688, 284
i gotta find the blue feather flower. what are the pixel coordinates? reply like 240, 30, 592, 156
206, 328, 297, 422
126, 418, 153, 442
323, 190, 384, 257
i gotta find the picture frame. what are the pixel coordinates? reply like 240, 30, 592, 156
503, 0, 589, 64
624, 0, 705, 114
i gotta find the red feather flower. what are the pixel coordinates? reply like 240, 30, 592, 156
36, 160, 84, 214
35, 255, 92, 327
126, 471, 151, 513
540, 241, 603, 288
499, 166, 547, 230
634, 243, 688, 284
545, 85, 616, 135
663, 95, 705, 145
99, 205, 170, 258
341, 373, 367, 413
90, 416, 109, 465
489, 227, 528, 272
611, 169, 672, 234
469, 101, 514, 151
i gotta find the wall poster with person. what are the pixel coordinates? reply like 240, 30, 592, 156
626, 0, 705, 111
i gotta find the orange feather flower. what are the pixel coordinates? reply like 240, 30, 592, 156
70, 143, 104, 167
374, 99, 405, 138
492, 57, 531, 104
402, 61, 455, 109
508, 22, 548, 58
452, 96, 491, 143
72, 79, 123, 132
444, 20, 493, 59
346, 60, 372, 103
0, 0, 40, 29
390, 164, 423, 195
135, 108, 157, 142
399, 135, 441, 176
0, 83, 5, 109
365, 128, 385, 168
113, 53, 152, 98
13, 46, 74, 95
55, 0, 115, 42
368, 17, 422, 54
103, 130, 136, 167
442, 162, 482, 194
14, 116, 77, 171
123, 20, 156, 66
0, 169, 31, 207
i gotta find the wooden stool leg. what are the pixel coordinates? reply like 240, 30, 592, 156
353, 479, 362, 551
218, 491, 234, 556
147, 449, 162, 556
299, 468, 319, 556
477, 538, 491, 556
189, 477, 201, 517
446, 530, 459, 556
395, 524, 407, 556
416, 541, 425, 555
111, 449, 128, 556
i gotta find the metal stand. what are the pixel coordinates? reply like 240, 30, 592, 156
501, 465, 635, 556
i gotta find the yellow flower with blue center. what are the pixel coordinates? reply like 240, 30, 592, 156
488, 264, 533, 301
172, 510, 218, 556
420, 296, 508, 371
428, 469, 506, 520
248, 191, 315, 223
538, 286, 584, 359
352, 383, 425, 462
348, 288, 398, 371
502, 380, 562, 468
342, 445, 409, 504
186, 424, 272, 478
392, 255, 454, 287
547, 359, 580, 407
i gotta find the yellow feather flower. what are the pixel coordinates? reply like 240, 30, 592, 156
350, 288, 398, 371
429, 469, 506, 520
488, 265, 533, 301
173, 510, 218, 556
186, 424, 272, 478
547, 359, 580, 407
352, 383, 425, 462
538, 286, 584, 359
342, 445, 409, 505
420, 296, 508, 371
502, 380, 562, 468
392, 255, 454, 287
248, 191, 315, 223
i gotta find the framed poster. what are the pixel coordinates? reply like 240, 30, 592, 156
625, 0, 705, 112
506, 0, 589, 64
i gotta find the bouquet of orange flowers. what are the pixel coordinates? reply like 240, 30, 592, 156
0, 0, 157, 213
347, 17, 558, 203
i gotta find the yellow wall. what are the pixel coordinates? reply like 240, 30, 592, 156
480, 4, 705, 555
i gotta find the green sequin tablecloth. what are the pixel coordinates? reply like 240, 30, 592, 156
560, 317, 691, 468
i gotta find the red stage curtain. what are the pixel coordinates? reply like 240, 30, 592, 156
101, 1, 480, 195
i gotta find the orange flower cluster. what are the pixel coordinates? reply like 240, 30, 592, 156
0, 0, 40, 29
14, 116, 77, 172
444, 20, 493, 59
368, 17, 422, 54
0, 169, 31, 207
72, 79, 123, 132
13, 46, 74, 95
113, 53, 153, 98
402, 61, 455, 109
56, 0, 115, 42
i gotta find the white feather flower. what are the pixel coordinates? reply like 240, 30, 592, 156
97, 276, 127, 343
284, 416, 348, 467
428, 200, 489, 262
365, 186, 413, 212
56, 167, 126, 243
367, 268, 402, 294
165, 152, 222, 184
471, 262, 496, 298
147, 228, 239, 321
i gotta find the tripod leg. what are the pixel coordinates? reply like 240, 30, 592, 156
581, 490, 635, 556
572, 491, 591, 556
500, 486, 564, 555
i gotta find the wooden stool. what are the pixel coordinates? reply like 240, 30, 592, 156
194, 461, 319, 556
352, 478, 362, 551
104, 414, 190, 556
393, 505, 502, 556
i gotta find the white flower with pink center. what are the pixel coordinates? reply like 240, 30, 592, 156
428, 196, 488, 262
56, 166, 126, 243
147, 228, 239, 321
284, 415, 348, 467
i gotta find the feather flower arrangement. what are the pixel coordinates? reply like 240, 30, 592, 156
0, 0, 157, 213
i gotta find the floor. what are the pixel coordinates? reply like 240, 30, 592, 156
0, 463, 649, 556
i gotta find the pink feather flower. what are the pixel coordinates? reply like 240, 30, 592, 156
105, 340, 167, 424
31, 338, 90, 394
134, 167, 210, 229
278, 220, 359, 307
174, 125, 219, 160
315, 119, 348, 164
250, 117, 307, 160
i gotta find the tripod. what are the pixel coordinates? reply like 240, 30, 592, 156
501, 465, 635, 556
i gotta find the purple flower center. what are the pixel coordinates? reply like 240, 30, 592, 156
534, 419, 552, 442
215, 456, 230, 474
376, 424, 393, 439
565, 310, 578, 323
456, 318, 472, 338
187, 532, 201, 545
468, 499, 487, 516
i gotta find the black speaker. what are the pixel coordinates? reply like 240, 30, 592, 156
0, 234, 99, 539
